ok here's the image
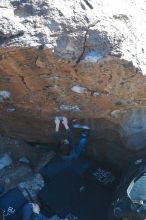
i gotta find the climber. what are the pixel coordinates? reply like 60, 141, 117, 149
55, 117, 88, 160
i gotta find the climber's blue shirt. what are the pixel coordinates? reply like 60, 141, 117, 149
55, 129, 88, 160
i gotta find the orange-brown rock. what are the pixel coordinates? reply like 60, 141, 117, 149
1, 47, 146, 170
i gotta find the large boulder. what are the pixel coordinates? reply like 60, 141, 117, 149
0, 0, 146, 169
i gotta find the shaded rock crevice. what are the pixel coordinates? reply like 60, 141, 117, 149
19, 75, 31, 92
82, 0, 94, 10
76, 28, 89, 65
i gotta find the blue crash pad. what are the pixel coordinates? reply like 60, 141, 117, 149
40, 155, 91, 179
0, 188, 27, 220
38, 171, 113, 220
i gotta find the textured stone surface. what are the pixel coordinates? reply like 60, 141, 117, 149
2, 165, 33, 190
0, 134, 54, 196
120, 109, 146, 150
0, 91, 11, 102
0, 0, 146, 73
0, 0, 146, 169
0, 153, 12, 170
19, 173, 44, 200
0, 47, 146, 169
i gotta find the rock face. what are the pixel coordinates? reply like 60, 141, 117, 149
0, 0, 146, 72
0, 153, 12, 170
0, 0, 146, 169
19, 173, 44, 200
0, 134, 54, 196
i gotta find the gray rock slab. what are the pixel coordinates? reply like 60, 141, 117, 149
3, 165, 33, 190
0, 153, 12, 170
19, 173, 44, 200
